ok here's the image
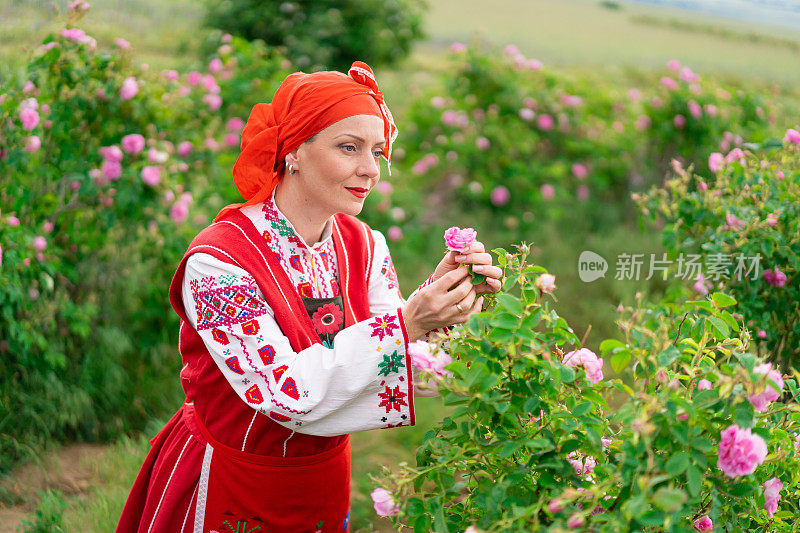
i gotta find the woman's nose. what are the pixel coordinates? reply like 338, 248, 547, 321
358, 151, 380, 179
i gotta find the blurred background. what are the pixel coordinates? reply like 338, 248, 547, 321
1, 0, 798, 530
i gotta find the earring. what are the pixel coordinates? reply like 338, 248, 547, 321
287, 163, 294, 174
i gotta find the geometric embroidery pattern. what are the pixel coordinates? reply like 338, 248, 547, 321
280, 377, 300, 400
244, 384, 264, 404
193, 284, 267, 331
377, 350, 405, 377
211, 328, 230, 344
378, 385, 407, 413
370, 313, 399, 341
258, 344, 276, 366
225, 356, 244, 374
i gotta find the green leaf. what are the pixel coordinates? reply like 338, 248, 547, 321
499, 440, 523, 458
610, 349, 632, 373
656, 345, 680, 367
686, 464, 702, 497
711, 292, 737, 308
471, 270, 487, 285
572, 401, 593, 417
433, 502, 450, 533
651, 487, 686, 512
687, 300, 714, 313
599, 339, 626, 353
664, 452, 689, 476
707, 316, 730, 340
495, 293, 523, 316
560, 439, 582, 455
406, 498, 425, 518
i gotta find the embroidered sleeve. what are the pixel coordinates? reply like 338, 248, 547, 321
182, 252, 415, 436
367, 230, 454, 398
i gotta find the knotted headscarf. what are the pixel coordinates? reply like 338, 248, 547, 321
216, 61, 398, 221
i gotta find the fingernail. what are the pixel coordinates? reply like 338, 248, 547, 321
472, 265, 484, 273
455, 255, 466, 261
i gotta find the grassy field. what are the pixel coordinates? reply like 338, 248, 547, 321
1, 0, 798, 530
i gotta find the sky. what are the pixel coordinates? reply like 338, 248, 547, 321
627, 0, 800, 29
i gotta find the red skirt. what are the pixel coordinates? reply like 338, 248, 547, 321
117, 403, 351, 533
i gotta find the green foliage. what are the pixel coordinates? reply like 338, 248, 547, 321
376, 247, 800, 531
202, 0, 427, 72
22, 489, 67, 533
637, 141, 800, 368
0, 18, 289, 474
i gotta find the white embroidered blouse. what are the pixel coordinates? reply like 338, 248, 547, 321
181, 190, 441, 438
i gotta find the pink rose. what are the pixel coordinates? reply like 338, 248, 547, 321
688, 100, 702, 119
716, 424, 767, 478
784, 128, 800, 145
567, 451, 595, 477
170, 201, 190, 224
693, 515, 712, 531
187, 71, 202, 85
560, 94, 582, 107
535, 273, 556, 294
202, 74, 220, 93
697, 379, 712, 391
409, 341, 452, 378
490, 185, 510, 206
25, 136, 41, 153
33, 236, 47, 251
19, 108, 40, 131
571, 163, 588, 180
704, 104, 718, 117
43, 221, 54, 234
725, 213, 745, 231
177, 141, 193, 158
747, 362, 783, 413
226, 117, 245, 132
679, 67, 699, 83
443, 226, 477, 252
141, 166, 161, 187
540, 184, 555, 200
370, 488, 399, 517
526, 59, 542, 71
387, 225, 402, 241
203, 93, 222, 111
99, 145, 123, 163
577, 185, 589, 201
518, 108, 535, 121
667, 59, 681, 71
660, 76, 679, 90
7, 216, 20, 226
635, 115, 651, 131
536, 113, 554, 131
674, 114, 686, 129
628, 88, 642, 101
763, 267, 787, 288
563, 348, 604, 384
119, 77, 139, 101
375, 181, 393, 195
794, 433, 800, 453
547, 498, 564, 513
567, 513, 585, 529
693, 273, 711, 295
763, 477, 782, 518
765, 213, 778, 226
121, 134, 146, 155
449, 42, 467, 53
475, 136, 490, 150
115, 38, 131, 49
208, 58, 223, 74
101, 159, 122, 181
757, 330, 767, 339
148, 147, 168, 163
224, 133, 240, 148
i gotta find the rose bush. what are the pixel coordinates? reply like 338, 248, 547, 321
372, 246, 800, 531
636, 135, 799, 368
0, 12, 289, 473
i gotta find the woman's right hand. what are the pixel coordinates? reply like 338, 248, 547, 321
402, 265, 484, 342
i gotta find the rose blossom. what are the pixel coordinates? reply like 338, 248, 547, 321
148, 147, 169, 163
387, 225, 402, 241
121, 134, 146, 155
567, 451, 595, 477
490, 185, 510, 206
203, 93, 222, 111
571, 163, 588, 180
540, 183, 555, 200
119, 77, 139, 101
141, 166, 161, 187
170, 200, 190, 223
99, 145, 123, 163
33, 236, 47, 251
674, 114, 686, 129
693, 515, 712, 530
177, 141, 193, 158
660, 76, 679, 90
518, 108, 535, 121
408, 340, 452, 378
667, 59, 681, 71
475, 136, 490, 150
697, 379, 712, 391
449, 42, 467, 52
535, 273, 556, 294
784, 128, 800, 145
101, 159, 122, 181
567, 513, 585, 528
115, 38, 131, 49
763, 267, 787, 288
747, 362, 783, 413
717, 424, 767, 478
725, 213, 745, 231
226, 117, 245, 132
762, 477, 782, 517
25, 136, 41, 153
693, 273, 711, 295
536, 113, 554, 131
370, 488, 399, 517
20, 107, 40, 131
563, 348, 604, 384
444, 226, 477, 252
547, 498, 564, 513
224, 133, 239, 148
208, 58, 223, 73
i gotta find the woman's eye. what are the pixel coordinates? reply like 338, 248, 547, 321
341, 145, 356, 152
373, 150, 384, 158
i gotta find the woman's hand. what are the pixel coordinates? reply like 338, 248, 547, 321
402, 266, 484, 342
431, 240, 503, 295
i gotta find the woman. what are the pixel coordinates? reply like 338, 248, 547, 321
117, 61, 502, 533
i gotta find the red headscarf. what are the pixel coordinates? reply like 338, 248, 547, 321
216, 61, 398, 221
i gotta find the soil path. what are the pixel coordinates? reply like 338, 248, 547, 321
0, 443, 106, 532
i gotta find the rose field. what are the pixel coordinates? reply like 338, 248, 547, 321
1, 0, 800, 531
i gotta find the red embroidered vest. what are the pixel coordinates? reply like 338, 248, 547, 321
168, 208, 376, 456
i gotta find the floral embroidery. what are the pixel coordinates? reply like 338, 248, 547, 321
377, 350, 405, 376
193, 284, 267, 331
312, 302, 344, 336
378, 385, 407, 413
370, 313, 399, 341
380, 255, 400, 290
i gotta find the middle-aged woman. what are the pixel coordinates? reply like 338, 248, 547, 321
117, 61, 503, 532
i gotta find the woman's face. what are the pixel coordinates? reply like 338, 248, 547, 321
291, 114, 385, 218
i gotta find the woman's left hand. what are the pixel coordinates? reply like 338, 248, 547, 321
432, 241, 503, 296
